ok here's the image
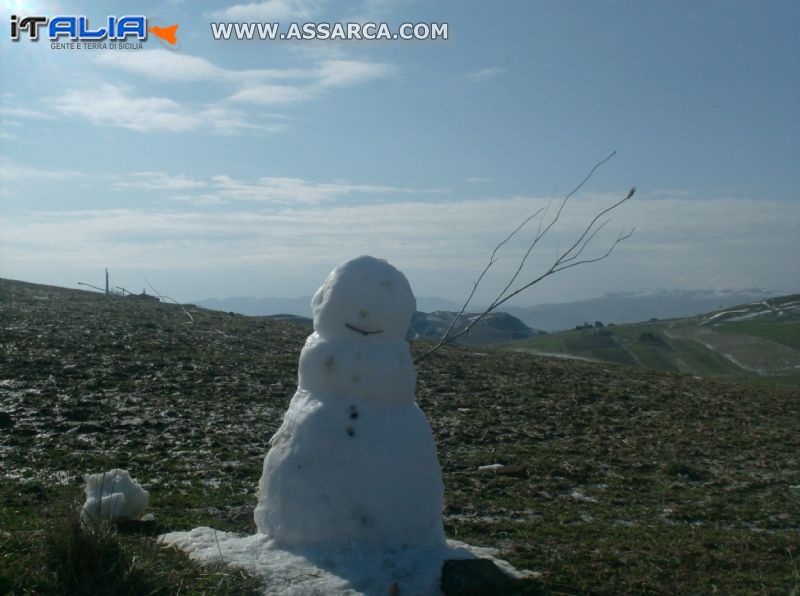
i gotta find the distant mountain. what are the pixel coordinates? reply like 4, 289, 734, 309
501, 289, 778, 332
409, 311, 542, 346
195, 296, 462, 318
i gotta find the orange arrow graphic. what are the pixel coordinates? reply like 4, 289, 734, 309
149, 24, 179, 45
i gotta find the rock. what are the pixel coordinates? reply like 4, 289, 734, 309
0, 411, 14, 428
441, 558, 521, 595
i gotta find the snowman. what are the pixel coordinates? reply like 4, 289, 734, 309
254, 255, 446, 549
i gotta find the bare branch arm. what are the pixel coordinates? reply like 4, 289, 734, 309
420, 225, 633, 353
423, 206, 545, 357
413, 168, 636, 364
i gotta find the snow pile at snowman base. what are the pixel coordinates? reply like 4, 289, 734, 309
160, 528, 527, 595
80, 469, 149, 524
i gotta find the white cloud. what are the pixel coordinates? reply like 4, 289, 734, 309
51, 85, 279, 134
0, 106, 54, 120
181, 174, 415, 204
464, 67, 507, 84
0, 158, 83, 181
0, 106, 48, 140
202, 104, 287, 134
93, 50, 308, 84
0, 119, 21, 141
228, 59, 392, 105
112, 172, 207, 191
208, 0, 321, 20
2, 195, 795, 302
93, 51, 232, 83
53, 85, 200, 132
94, 51, 390, 90
644, 188, 695, 198
90, 52, 392, 121
4, 179, 797, 302
228, 84, 315, 105
315, 59, 393, 88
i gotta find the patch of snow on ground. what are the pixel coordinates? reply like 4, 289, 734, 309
160, 528, 528, 595
477, 463, 505, 471
570, 490, 598, 503
725, 309, 772, 322
701, 309, 750, 325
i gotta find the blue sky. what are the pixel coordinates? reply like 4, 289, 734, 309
1, 0, 798, 304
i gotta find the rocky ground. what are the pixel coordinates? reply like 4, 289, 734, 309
1, 278, 798, 594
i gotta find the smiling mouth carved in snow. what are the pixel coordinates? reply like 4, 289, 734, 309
344, 322, 384, 336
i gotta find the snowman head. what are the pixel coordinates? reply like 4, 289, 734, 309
311, 256, 416, 341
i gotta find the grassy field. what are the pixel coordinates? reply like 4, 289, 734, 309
1, 278, 799, 594
715, 318, 800, 351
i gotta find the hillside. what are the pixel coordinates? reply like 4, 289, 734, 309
409, 310, 541, 346
1, 278, 798, 594
503, 288, 778, 332
511, 294, 800, 387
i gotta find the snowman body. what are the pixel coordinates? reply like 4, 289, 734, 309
254, 256, 445, 549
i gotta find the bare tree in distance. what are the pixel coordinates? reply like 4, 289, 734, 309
415, 150, 636, 364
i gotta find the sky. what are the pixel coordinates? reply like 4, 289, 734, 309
1, 0, 798, 305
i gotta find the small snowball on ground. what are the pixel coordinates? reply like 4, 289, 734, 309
81, 469, 149, 523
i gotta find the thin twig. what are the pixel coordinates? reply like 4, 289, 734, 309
214, 528, 225, 563
144, 280, 233, 337
145, 279, 194, 324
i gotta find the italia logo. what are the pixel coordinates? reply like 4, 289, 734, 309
9, 15, 180, 48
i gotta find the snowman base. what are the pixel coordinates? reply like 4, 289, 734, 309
160, 527, 530, 595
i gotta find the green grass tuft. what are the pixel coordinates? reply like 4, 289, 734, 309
44, 508, 151, 595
